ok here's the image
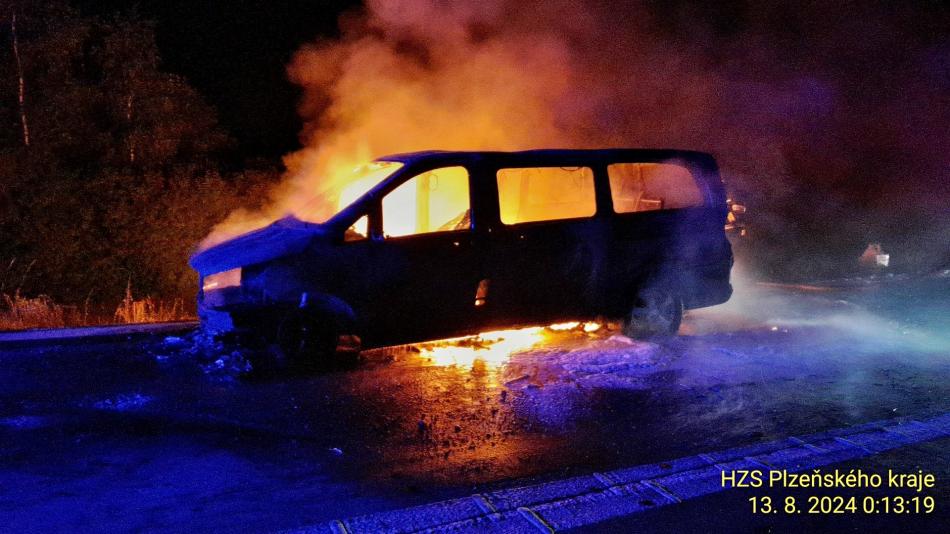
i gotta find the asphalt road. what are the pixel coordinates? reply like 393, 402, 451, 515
1, 272, 948, 532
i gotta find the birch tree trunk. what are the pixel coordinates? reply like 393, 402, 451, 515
126, 93, 135, 163
11, 9, 31, 147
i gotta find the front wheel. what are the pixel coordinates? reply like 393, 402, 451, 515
276, 310, 345, 370
623, 288, 683, 339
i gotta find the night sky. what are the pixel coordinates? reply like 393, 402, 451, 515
73, 0, 946, 163
67, 0, 754, 159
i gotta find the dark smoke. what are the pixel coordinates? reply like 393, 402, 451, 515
218, 0, 949, 280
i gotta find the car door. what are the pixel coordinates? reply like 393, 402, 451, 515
352, 165, 483, 346
601, 160, 713, 314
482, 164, 608, 326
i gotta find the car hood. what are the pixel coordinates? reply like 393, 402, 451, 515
189, 216, 327, 275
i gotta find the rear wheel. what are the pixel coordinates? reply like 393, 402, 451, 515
623, 287, 683, 339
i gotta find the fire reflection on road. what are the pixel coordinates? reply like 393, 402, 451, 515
412, 322, 606, 372
341, 274, 950, 486
345, 323, 616, 484
414, 326, 545, 371
349, 321, 693, 488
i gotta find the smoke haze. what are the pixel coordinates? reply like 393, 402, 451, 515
206, 0, 949, 279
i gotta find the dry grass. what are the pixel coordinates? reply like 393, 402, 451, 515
113, 281, 186, 324
0, 291, 72, 330
1, 282, 191, 331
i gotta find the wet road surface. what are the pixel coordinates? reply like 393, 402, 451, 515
1, 273, 948, 532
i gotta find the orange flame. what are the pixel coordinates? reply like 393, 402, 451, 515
415, 321, 602, 371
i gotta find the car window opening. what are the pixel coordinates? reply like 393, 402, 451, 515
344, 215, 369, 241
382, 166, 470, 238
607, 162, 703, 213
497, 166, 596, 225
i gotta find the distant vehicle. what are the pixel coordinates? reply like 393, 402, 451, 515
190, 149, 734, 363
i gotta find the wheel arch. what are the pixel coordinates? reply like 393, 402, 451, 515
298, 291, 358, 332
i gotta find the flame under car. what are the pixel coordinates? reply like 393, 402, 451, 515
190, 149, 734, 362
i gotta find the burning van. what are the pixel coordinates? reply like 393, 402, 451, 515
190, 149, 733, 362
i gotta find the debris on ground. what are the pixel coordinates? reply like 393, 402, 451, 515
91, 393, 153, 411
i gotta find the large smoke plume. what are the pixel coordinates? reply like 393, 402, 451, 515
205, 0, 948, 279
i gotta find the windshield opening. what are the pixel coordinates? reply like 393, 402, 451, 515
294, 161, 404, 223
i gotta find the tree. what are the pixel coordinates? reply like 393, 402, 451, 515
0, 1, 268, 314
9, 6, 28, 146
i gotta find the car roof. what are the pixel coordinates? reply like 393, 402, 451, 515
375, 148, 715, 168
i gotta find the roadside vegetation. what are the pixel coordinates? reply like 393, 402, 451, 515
0, 1, 272, 330
0, 292, 73, 330
1, 282, 190, 331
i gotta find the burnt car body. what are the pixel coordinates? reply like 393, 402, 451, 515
190, 149, 733, 358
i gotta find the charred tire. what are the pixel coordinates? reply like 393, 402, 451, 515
623, 287, 683, 339
276, 310, 344, 370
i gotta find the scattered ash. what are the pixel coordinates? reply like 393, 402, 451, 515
502, 334, 666, 392
0, 415, 50, 429
153, 329, 256, 379
90, 392, 153, 412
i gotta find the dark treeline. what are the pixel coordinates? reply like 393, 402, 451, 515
0, 1, 273, 311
